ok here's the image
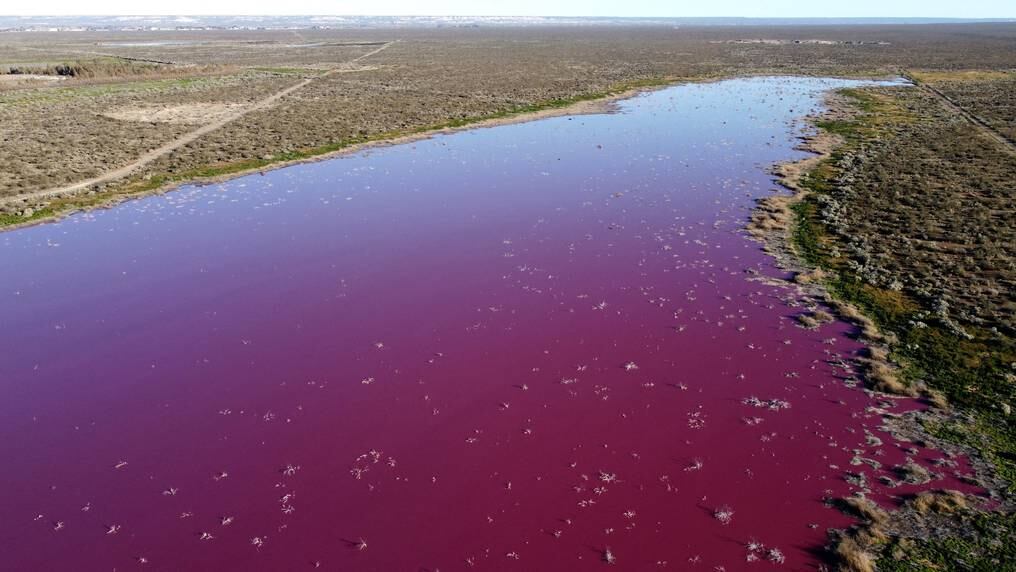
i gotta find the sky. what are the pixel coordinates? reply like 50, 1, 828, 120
4, 0, 1015, 19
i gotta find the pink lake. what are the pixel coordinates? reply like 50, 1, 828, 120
0, 77, 973, 571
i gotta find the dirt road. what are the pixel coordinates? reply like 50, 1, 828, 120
903, 71, 1016, 156
1, 41, 395, 206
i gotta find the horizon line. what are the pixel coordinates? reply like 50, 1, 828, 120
4, 15, 1016, 20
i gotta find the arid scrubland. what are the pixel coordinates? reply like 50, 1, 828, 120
1, 24, 1015, 205
1, 21, 1014, 570
812, 85, 1014, 336
912, 70, 1016, 142
760, 70, 1015, 570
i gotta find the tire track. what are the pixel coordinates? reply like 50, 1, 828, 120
902, 70, 1016, 156
3, 40, 395, 206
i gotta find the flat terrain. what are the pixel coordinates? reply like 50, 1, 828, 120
762, 72, 1016, 571
2, 24, 1016, 206
3, 78, 933, 571
1, 22, 1014, 571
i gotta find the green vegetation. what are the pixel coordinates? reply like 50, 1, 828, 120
925, 416, 1016, 495
790, 85, 1015, 569
0, 207, 55, 227
877, 511, 1016, 571
156, 77, 671, 179
409, 77, 674, 131
793, 88, 1014, 470
0, 77, 675, 230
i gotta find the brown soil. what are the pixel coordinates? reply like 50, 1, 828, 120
2, 24, 1015, 203
102, 102, 248, 124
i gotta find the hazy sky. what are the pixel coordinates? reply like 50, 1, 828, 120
5, 0, 1015, 18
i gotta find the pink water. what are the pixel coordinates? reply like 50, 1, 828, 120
0, 77, 974, 571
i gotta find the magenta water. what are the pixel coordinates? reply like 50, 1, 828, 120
0, 77, 975, 571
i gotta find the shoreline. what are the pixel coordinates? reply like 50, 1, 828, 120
0, 82, 667, 233
749, 86, 1012, 569
0, 76, 942, 572
0, 72, 902, 234
3, 72, 1005, 567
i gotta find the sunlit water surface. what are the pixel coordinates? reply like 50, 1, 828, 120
0, 77, 975, 571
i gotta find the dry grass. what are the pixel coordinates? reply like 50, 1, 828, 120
829, 299, 891, 343
894, 458, 936, 485
921, 71, 1016, 142
1, 24, 1015, 203
838, 495, 891, 527
101, 102, 247, 125
748, 194, 796, 237
0, 71, 294, 199
798, 309, 835, 329
910, 490, 969, 515
835, 536, 876, 572
863, 357, 917, 396
794, 267, 830, 285
815, 85, 1016, 336
910, 70, 1013, 83
830, 496, 891, 572
924, 389, 950, 410
6, 58, 166, 79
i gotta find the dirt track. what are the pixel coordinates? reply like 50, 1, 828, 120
903, 70, 1016, 156
0, 40, 395, 207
